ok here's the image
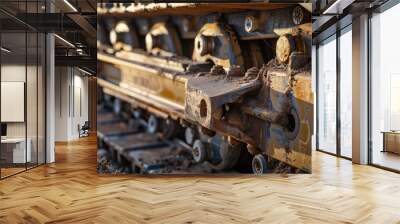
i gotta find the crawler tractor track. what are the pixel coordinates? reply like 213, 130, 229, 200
97, 3, 312, 174
97, 106, 229, 174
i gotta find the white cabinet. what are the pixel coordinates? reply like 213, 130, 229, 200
1, 138, 31, 163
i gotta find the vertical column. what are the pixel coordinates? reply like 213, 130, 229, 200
312, 45, 317, 151
46, 33, 55, 163
46, 1, 55, 163
352, 14, 369, 164
88, 76, 97, 132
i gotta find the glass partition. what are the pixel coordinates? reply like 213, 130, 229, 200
317, 35, 337, 155
0, 1, 46, 179
0, 25, 28, 178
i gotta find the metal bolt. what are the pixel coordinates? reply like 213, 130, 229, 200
196, 34, 214, 56
145, 33, 162, 51
292, 6, 304, 25
244, 16, 258, 33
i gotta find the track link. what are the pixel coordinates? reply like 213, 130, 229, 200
97, 106, 219, 174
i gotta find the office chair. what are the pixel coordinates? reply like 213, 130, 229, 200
79, 121, 90, 138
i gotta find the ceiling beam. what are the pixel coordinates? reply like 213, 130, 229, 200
67, 13, 96, 38
55, 55, 96, 70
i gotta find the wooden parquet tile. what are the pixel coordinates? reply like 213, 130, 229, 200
1, 135, 400, 224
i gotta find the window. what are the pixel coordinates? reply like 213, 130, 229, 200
316, 25, 353, 159
370, 3, 400, 171
339, 26, 352, 158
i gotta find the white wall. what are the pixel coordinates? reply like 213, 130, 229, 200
1, 65, 26, 138
1, 63, 46, 164
55, 67, 89, 141
55, 67, 69, 141
1, 65, 34, 138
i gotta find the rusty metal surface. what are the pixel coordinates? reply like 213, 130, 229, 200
260, 60, 312, 172
98, 3, 293, 16
185, 66, 261, 130
145, 22, 182, 57
97, 3, 312, 173
192, 23, 244, 69
98, 52, 188, 110
115, 50, 199, 73
109, 20, 140, 51
99, 4, 312, 42
182, 54, 312, 172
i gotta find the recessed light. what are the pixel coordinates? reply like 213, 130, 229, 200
78, 67, 93, 76
1, 47, 11, 53
54, 34, 75, 48
63, 0, 78, 12
323, 0, 355, 15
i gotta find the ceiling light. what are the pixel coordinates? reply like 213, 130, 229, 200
78, 67, 94, 76
63, 0, 78, 12
1, 47, 11, 53
322, 0, 355, 15
76, 49, 84, 55
54, 34, 75, 48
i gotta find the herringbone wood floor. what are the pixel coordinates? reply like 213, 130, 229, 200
1, 136, 400, 224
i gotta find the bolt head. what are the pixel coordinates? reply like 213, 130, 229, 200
244, 16, 257, 33
145, 33, 162, 52
196, 34, 213, 56
292, 6, 304, 25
